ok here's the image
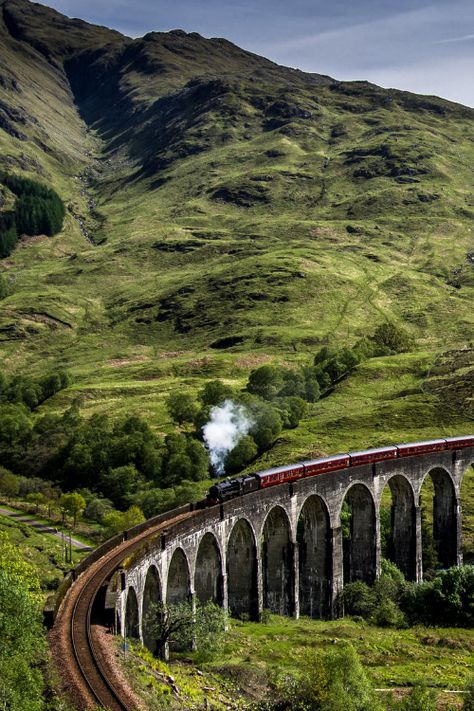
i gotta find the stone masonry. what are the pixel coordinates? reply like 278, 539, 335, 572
112, 447, 473, 649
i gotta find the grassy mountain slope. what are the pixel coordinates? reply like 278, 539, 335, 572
0, 0, 473, 466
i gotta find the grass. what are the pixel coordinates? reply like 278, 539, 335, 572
118, 616, 474, 709
0, 512, 89, 593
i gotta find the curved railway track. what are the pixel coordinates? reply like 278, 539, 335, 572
52, 509, 195, 711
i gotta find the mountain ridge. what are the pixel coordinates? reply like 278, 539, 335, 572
0, 0, 473, 462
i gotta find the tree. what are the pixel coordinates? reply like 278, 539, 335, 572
102, 464, 142, 508
185, 439, 209, 481
0, 531, 44, 711
0, 531, 39, 593
25, 491, 47, 513
199, 380, 233, 406
102, 505, 145, 538
0, 467, 20, 498
59, 491, 86, 528
142, 599, 227, 659
166, 392, 199, 425
164, 453, 192, 485
275, 396, 307, 429
247, 365, 283, 400
314, 346, 338, 366
371, 322, 412, 354
85, 497, 114, 523
278, 370, 306, 399
250, 402, 282, 451
0, 571, 45, 711
225, 435, 258, 472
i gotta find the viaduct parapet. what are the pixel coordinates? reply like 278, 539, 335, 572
108, 448, 473, 653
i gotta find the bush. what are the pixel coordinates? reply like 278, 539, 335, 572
389, 684, 438, 711
342, 582, 375, 618
371, 322, 412, 354
464, 675, 474, 711
0, 273, 12, 299
267, 644, 383, 711
372, 599, 406, 628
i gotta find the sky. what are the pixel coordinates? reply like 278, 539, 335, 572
37, 0, 474, 107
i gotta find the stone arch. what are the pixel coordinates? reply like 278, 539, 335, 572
420, 467, 458, 571
125, 586, 139, 639
262, 506, 294, 616
194, 532, 223, 605
297, 495, 331, 618
227, 519, 259, 620
166, 548, 191, 604
381, 475, 416, 580
142, 565, 162, 653
341, 483, 376, 585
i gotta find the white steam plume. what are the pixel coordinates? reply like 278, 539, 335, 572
202, 399, 254, 476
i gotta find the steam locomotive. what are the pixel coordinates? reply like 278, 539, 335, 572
197, 435, 474, 507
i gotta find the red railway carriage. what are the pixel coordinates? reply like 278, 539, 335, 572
349, 446, 398, 467
397, 438, 447, 458
444, 435, 474, 449
255, 463, 305, 488
302, 454, 350, 477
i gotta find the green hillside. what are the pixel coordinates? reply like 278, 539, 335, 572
0, 0, 473, 470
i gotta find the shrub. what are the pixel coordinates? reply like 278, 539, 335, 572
372, 599, 406, 628
0, 273, 12, 299
464, 675, 474, 711
371, 322, 412, 354
267, 644, 383, 711
389, 684, 438, 710
342, 581, 375, 617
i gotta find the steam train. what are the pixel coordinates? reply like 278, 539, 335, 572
197, 435, 474, 507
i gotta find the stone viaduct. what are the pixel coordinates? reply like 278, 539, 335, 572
109, 447, 473, 653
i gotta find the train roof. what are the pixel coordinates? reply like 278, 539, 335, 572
397, 438, 446, 449
254, 462, 304, 478
349, 445, 398, 457
301, 454, 350, 466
